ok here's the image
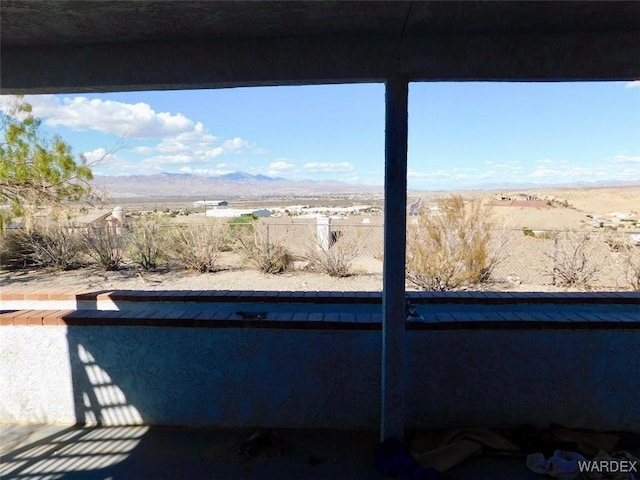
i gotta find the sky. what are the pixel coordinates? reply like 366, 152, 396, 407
1, 81, 639, 190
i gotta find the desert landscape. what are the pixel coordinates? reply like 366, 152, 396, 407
2, 182, 639, 293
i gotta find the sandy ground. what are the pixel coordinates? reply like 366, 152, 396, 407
1, 264, 619, 293
483, 185, 640, 231
0, 267, 385, 292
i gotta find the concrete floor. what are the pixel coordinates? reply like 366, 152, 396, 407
0, 425, 544, 480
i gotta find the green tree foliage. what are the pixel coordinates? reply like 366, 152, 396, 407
0, 97, 93, 229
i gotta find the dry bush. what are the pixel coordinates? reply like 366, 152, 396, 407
613, 235, 640, 291
235, 224, 292, 274
83, 225, 127, 271
624, 247, 640, 291
303, 225, 369, 277
406, 196, 507, 291
128, 220, 166, 271
168, 222, 228, 273
28, 223, 84, 270
225, 216, 258, 252
0, 229, 39, 269
0, 223, 83, 270
548, 230, 601, 288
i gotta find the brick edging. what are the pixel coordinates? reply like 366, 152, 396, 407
1, 289, 639, 305
1, 309, 639, 331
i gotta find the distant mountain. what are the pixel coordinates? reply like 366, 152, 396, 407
218, 172, 285, 182
91, 171, 382, 198
218, 171, 255, 181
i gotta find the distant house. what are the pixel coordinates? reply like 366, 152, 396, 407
193, 200, 228, 208
514, 193, 538, 201
72, 206, 127, 233
205, 208, 271, 218
495, 193, 538, 202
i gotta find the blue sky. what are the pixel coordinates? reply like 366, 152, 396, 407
2, 81, 639, 190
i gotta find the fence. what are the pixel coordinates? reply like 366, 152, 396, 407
1, 219, 639, 291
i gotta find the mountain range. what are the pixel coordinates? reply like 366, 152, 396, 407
91, 171, 640, 199
91, 171, 383, 198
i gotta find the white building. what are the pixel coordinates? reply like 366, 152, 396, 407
205, 208, 271, 218
193, 200, 228, 208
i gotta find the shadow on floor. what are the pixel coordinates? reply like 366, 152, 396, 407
1, 425, 393, 480
1, 424, 565, 480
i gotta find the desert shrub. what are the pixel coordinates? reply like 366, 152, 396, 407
83, 225, 127, 271
168, 222, 228, 272
0, 223, 83, 270
615, 235, 640, 291
548, 230, 601, 288
624, 248, 640, 291
536, 231, 555, 240
406, 195, 506, 291
128, 220, 166, 271
236, 223, 292, 274
228, 215, 258, 236
28, 223, 84, 270
222, 215, 258, 251
0, 230, 33, 270
302, 225, 368, 277
0, 229, 38, 269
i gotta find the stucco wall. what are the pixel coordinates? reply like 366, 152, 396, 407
1, 325, 638, 430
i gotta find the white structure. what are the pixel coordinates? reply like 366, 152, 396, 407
316, 216, 332, 250
193, 200, 228, 208
111, 206, 124, 223
205, 208, 270, 218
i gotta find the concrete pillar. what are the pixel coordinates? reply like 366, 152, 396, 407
112, 205, 125, 234
112, 206, 124, 224
316, 216, 331, 250
381, 75, 408, 442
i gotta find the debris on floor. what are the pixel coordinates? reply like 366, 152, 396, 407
376, 426, 640, 480
237, 429, 284, 458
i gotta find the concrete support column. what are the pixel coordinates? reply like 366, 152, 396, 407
381, 75, 408, 442
316, 216, 331, 251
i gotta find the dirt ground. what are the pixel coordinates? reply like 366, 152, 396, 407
0, 266, 385, 292
1, 264, 616, 293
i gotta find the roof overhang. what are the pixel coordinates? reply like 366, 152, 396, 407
1, 1, 639, 94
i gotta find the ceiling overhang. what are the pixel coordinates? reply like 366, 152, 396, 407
1, 1, 639, 94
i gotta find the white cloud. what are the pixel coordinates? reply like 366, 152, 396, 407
407, 170, 430, 179
266, 159, 296, 177
222, 137, 251, 152
610, 153, 640, 163
529, 167, 559, 178
268, 160, 295, 171
24, 95, 194, 139
2, 94, 265, 175
84, 148, 139, 175
303, 162, 354, 173
133, 146, 154, 155
82, 147, 113, 164
137, 132, 254, 171
141, 154, 194, 166
625, 80, 640, 89
479, 171, 497, 179
535, 158, 554, 165
409, 167, 482, 181
154, 123, 217, 154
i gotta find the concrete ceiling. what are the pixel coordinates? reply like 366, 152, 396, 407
1, 1, 639, 93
